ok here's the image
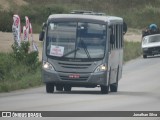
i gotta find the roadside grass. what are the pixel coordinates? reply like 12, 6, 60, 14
0, 41, 141, 92
0, 67, 41, 92
124, 41, 142, 62
0, 43, 42, 92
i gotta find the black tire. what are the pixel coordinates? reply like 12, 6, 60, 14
143, 55, 147, 58
64, 85, 72, 92
101, 68, 111, 94
46, 83, 54, 93
101, 86, 109, 94
110, 83, 118, 92
110, 67, 119, 92
56, 85, 63, 91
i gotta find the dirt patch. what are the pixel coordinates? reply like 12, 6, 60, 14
13, 0, 28, 6
124, 32, 142, 42
0, 32, 14, 52
0, 0, 10, 11
124, 28, 142, 42
0, 0, 28, 11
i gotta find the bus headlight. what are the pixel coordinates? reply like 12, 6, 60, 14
43, 61, 55, 71
94, 64, 107, 73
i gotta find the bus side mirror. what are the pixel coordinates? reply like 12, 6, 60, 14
123, 21, 127, 35
42, 22, 47, 29
39, 22, 47, 41
110, 34, 115, 44
39, 31, 45, 41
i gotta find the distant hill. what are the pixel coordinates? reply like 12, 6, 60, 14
0, 0, 160, 32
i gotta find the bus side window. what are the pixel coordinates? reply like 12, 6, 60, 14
109, 26, 112, 50
109, 26, 115, 49
121, 24, 123, 47
116, 24, 119, 49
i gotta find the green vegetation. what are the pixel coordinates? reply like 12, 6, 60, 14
0, 42, 42, 92
124, 41, 142, 62
0, 0, 160, 32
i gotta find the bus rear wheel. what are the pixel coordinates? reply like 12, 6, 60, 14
46, 83, 54, 93
143, 54, 147, 58
110, 83, 118, 92
110, 67, 119, 92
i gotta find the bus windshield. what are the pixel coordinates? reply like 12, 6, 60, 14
46, 22, 106, 61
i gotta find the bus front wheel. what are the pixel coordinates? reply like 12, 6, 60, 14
64, 85, 72, 92
101, 86, 109, 94
46, 83, 54, 93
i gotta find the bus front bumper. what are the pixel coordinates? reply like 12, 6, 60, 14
42, 69, 108, 87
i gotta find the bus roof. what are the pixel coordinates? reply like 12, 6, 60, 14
48, 14, 123, 24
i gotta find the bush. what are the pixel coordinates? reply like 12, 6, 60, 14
12, 42, 30, 62
11, 41, 39, 68
0, 11, 13, 32
0, 53, 15, 81
0, 42, 41, 92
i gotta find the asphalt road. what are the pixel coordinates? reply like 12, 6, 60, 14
0, 56, 160, 120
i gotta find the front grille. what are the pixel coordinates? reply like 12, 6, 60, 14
58, 62, 91, 69
148, 46, 160, 51
148, 46, 160, 54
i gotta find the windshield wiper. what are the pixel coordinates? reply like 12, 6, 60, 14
79, 39, 91, 59
62, 40, 91, 59
63, 48, 80, 57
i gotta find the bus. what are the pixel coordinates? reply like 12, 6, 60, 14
39, 11, 127, 94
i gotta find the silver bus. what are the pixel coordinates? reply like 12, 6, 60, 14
39, 12, 127, 94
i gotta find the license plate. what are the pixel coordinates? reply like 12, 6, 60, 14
69, 74, 80, 78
